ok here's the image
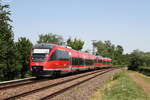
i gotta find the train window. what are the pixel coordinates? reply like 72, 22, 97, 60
50, 51, 57, 61
71, 57, 79, 65
78, 58, 84, 65
90, 59, 94, 65
85, 59, 88, 65
98, 59, 102, 63
76, 58, 79, 65
79, 58, 82, 65
57, 50, 69, 60
103, 61, 105, 64
32, 48, 51, 62
49, 50, 69, 61
85, 59, 94, 65
71, 58, 75, 65
94, 59, 97, 63
78, 58, 81, 65
32, 53, 47, 62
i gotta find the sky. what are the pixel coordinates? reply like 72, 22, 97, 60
3, 0, 150, 53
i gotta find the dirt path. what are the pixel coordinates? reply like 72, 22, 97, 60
128, 72, 150, 96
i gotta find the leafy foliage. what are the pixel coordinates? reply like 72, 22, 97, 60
128, 50, 150, 72
15, 37, 33, 78
128, 50, 144, 70
0, 2, 18, 81
0, 2, 33, 81
67, 38, 84, 51
95, 40, 127, 65
37, 33, 64, 45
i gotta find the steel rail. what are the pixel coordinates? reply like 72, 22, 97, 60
3, 68, 113, 100
41, 68, 117, 100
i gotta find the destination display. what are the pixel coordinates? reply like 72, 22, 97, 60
33, 49, 50, 54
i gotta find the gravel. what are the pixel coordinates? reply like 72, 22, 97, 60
49, 68, 121, 100
0, 68, 122, 100
0, 69, 105, 100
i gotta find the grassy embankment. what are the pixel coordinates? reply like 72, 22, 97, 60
90, 70, 150, 100
141, 74, 150, 83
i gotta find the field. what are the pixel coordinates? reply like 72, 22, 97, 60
90, 70, 150, 100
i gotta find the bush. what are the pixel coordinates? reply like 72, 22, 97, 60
137, 66, 150, 76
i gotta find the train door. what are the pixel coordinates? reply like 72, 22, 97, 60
69, 52, 72, 71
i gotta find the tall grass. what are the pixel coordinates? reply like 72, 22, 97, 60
102, 71, 149, 100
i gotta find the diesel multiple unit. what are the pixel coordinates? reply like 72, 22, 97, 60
29, 44, 112, 77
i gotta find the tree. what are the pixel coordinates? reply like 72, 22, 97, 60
37, 33, 64, 45
95, 41, 106, 56
114, 45, 124, 65
128, 50, 145, 70
116, 45, 123, 55
143, 52, 150, 66
67, 38, 84, 51
16, 37, 33, 78
0, 2, 18, 80
95, 40, 127, 66
95, 40, 115, 58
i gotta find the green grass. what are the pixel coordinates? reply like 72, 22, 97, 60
126, 70, 150, 92
102, 71, 150, 100
140, 75, 150, 83
142, 77, 150, 83
112, 65, 127, 67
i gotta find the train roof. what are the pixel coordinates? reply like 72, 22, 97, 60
33, 44, 110, 60
33, 43, 71, 49
33, 44, 55, 49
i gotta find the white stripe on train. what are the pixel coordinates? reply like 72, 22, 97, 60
43, 66, 107, 71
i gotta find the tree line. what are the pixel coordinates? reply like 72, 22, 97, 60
0, 2, 150, 81
94, 41, 150, 75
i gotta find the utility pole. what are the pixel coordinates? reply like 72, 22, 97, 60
92, 40, 97, 55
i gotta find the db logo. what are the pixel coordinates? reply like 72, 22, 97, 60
36, 63, 40, 66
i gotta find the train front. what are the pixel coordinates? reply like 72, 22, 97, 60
29, 44, 53, 77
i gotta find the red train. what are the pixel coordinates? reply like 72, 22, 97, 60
29, 44, 112, 77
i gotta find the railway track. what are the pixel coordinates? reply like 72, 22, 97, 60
0, 77, 36, 90
41, 68, 115, 100
2, 67, 118, 100
0, 68, 106, 90
0, 77, 50, 90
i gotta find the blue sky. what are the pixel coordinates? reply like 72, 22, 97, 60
4, 0, 150, 53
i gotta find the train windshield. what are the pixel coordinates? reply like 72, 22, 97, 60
32, 49, 50, 62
